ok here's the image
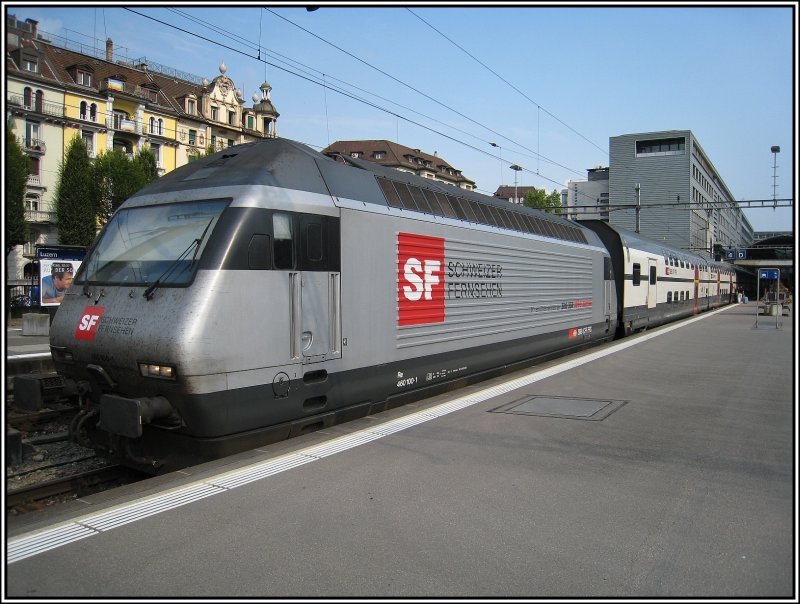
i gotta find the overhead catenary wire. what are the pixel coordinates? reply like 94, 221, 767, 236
262, 8, 585, 176
125, 6, 597, 199
166, 8, 583, 177
406, 8, 609, 159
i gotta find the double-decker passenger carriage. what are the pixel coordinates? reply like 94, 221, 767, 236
51, 138, 618, 473
578, 220, 737, 336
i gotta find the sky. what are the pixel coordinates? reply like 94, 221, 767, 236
7, 2, 797, 233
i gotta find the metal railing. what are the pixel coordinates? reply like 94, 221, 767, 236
24, 210, 57, 224
8, 94, 65, 118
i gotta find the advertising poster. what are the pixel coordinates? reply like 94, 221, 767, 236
37, 247, 86, 307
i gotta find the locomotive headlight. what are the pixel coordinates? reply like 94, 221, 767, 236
138, 362, 177, 380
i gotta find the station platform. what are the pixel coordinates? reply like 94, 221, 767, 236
4, 304, 795, 598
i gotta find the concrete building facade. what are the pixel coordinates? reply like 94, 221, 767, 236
609, 130, 754, 254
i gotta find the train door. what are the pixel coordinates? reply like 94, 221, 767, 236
291, 272, 341, 363
283, 213, 342, 364
693, 265, 700, 314
647, 259, 658, 310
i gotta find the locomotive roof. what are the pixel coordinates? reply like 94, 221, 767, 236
128, 137, 602, 249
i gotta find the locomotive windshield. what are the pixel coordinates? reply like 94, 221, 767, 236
77, 199, 229, 286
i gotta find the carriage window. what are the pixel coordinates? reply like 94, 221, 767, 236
649, 266, 657, 285
273, 213, 294, 269
667, 292, 672, 303
632, 263, 641, 286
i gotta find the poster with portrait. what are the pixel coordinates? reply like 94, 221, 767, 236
37, 247, 86, 307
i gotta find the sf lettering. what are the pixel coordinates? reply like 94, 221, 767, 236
402, 258, 441, 301
79, 314, 101, 331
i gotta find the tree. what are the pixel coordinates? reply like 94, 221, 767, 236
6, 123, 29, 255
523, 188, 562, 215
94, 146, 159, 225
54, 136, 98, 246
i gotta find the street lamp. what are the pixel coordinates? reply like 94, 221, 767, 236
490, 142, 502, 189
509, 164, 523, 204
771, 145, 780, 209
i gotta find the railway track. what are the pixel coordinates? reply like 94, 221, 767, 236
6, 465, 147, 514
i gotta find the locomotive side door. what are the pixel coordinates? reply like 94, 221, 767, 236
289, 214, 342, 364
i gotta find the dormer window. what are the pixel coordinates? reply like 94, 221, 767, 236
77, 70, 92, 86
187, 99, 196, 115
350, 152, 362, 158
22, 55, 38, 73
373, 151, 385, 159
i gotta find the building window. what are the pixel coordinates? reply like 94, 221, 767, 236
150, 143, 161, 168
77, 70, 92, 86
22, 55, 38, 73
211, 106, 218, 121
23, 87, 32, 109
149, 117, 156, 133
373, 151, 385, 159
227, 138, 234, 148
351, 152, 361, 158
82, 131, 95, 157
247, 115, 254, 129
35, 90, 43, 112
90, 103, 97, 121
188, 129, 197, 146
25, 193, 40, 211
29, 156, 40, 177
228, 111, 235, 126
187, 99, 196, 115
636, 137, 685, 157
25, 121, 39, 146
80, 101, 88, 120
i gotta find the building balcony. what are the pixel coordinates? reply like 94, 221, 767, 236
26, 175, 42, 187
21, 138, 46, 153
8, 94, 65, 118
107, 115, 141, 133
25, 209, 57, 224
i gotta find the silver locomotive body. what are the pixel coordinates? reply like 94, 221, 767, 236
51, 138, 617, 472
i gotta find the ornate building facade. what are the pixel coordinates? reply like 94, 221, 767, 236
6, 14, 280, 280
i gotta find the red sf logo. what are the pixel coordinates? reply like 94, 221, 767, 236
397, 233, 445, 326
75, 306, 105, 340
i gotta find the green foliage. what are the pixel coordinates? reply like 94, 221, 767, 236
54, 136, 97, 246
5, 124, 29, 253
523, 188, 562, 215
87, 146, 161, 226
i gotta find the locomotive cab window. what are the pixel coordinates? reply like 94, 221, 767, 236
77, 198, 229, 286
632, 263, 641, 286
273, 213, 294, 269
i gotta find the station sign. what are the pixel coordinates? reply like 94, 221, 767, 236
759, 269, 779, 280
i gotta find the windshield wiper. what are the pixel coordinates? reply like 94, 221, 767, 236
143, 219, 213, 301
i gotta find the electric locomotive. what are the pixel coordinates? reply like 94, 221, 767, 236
50, 138, 620, 472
